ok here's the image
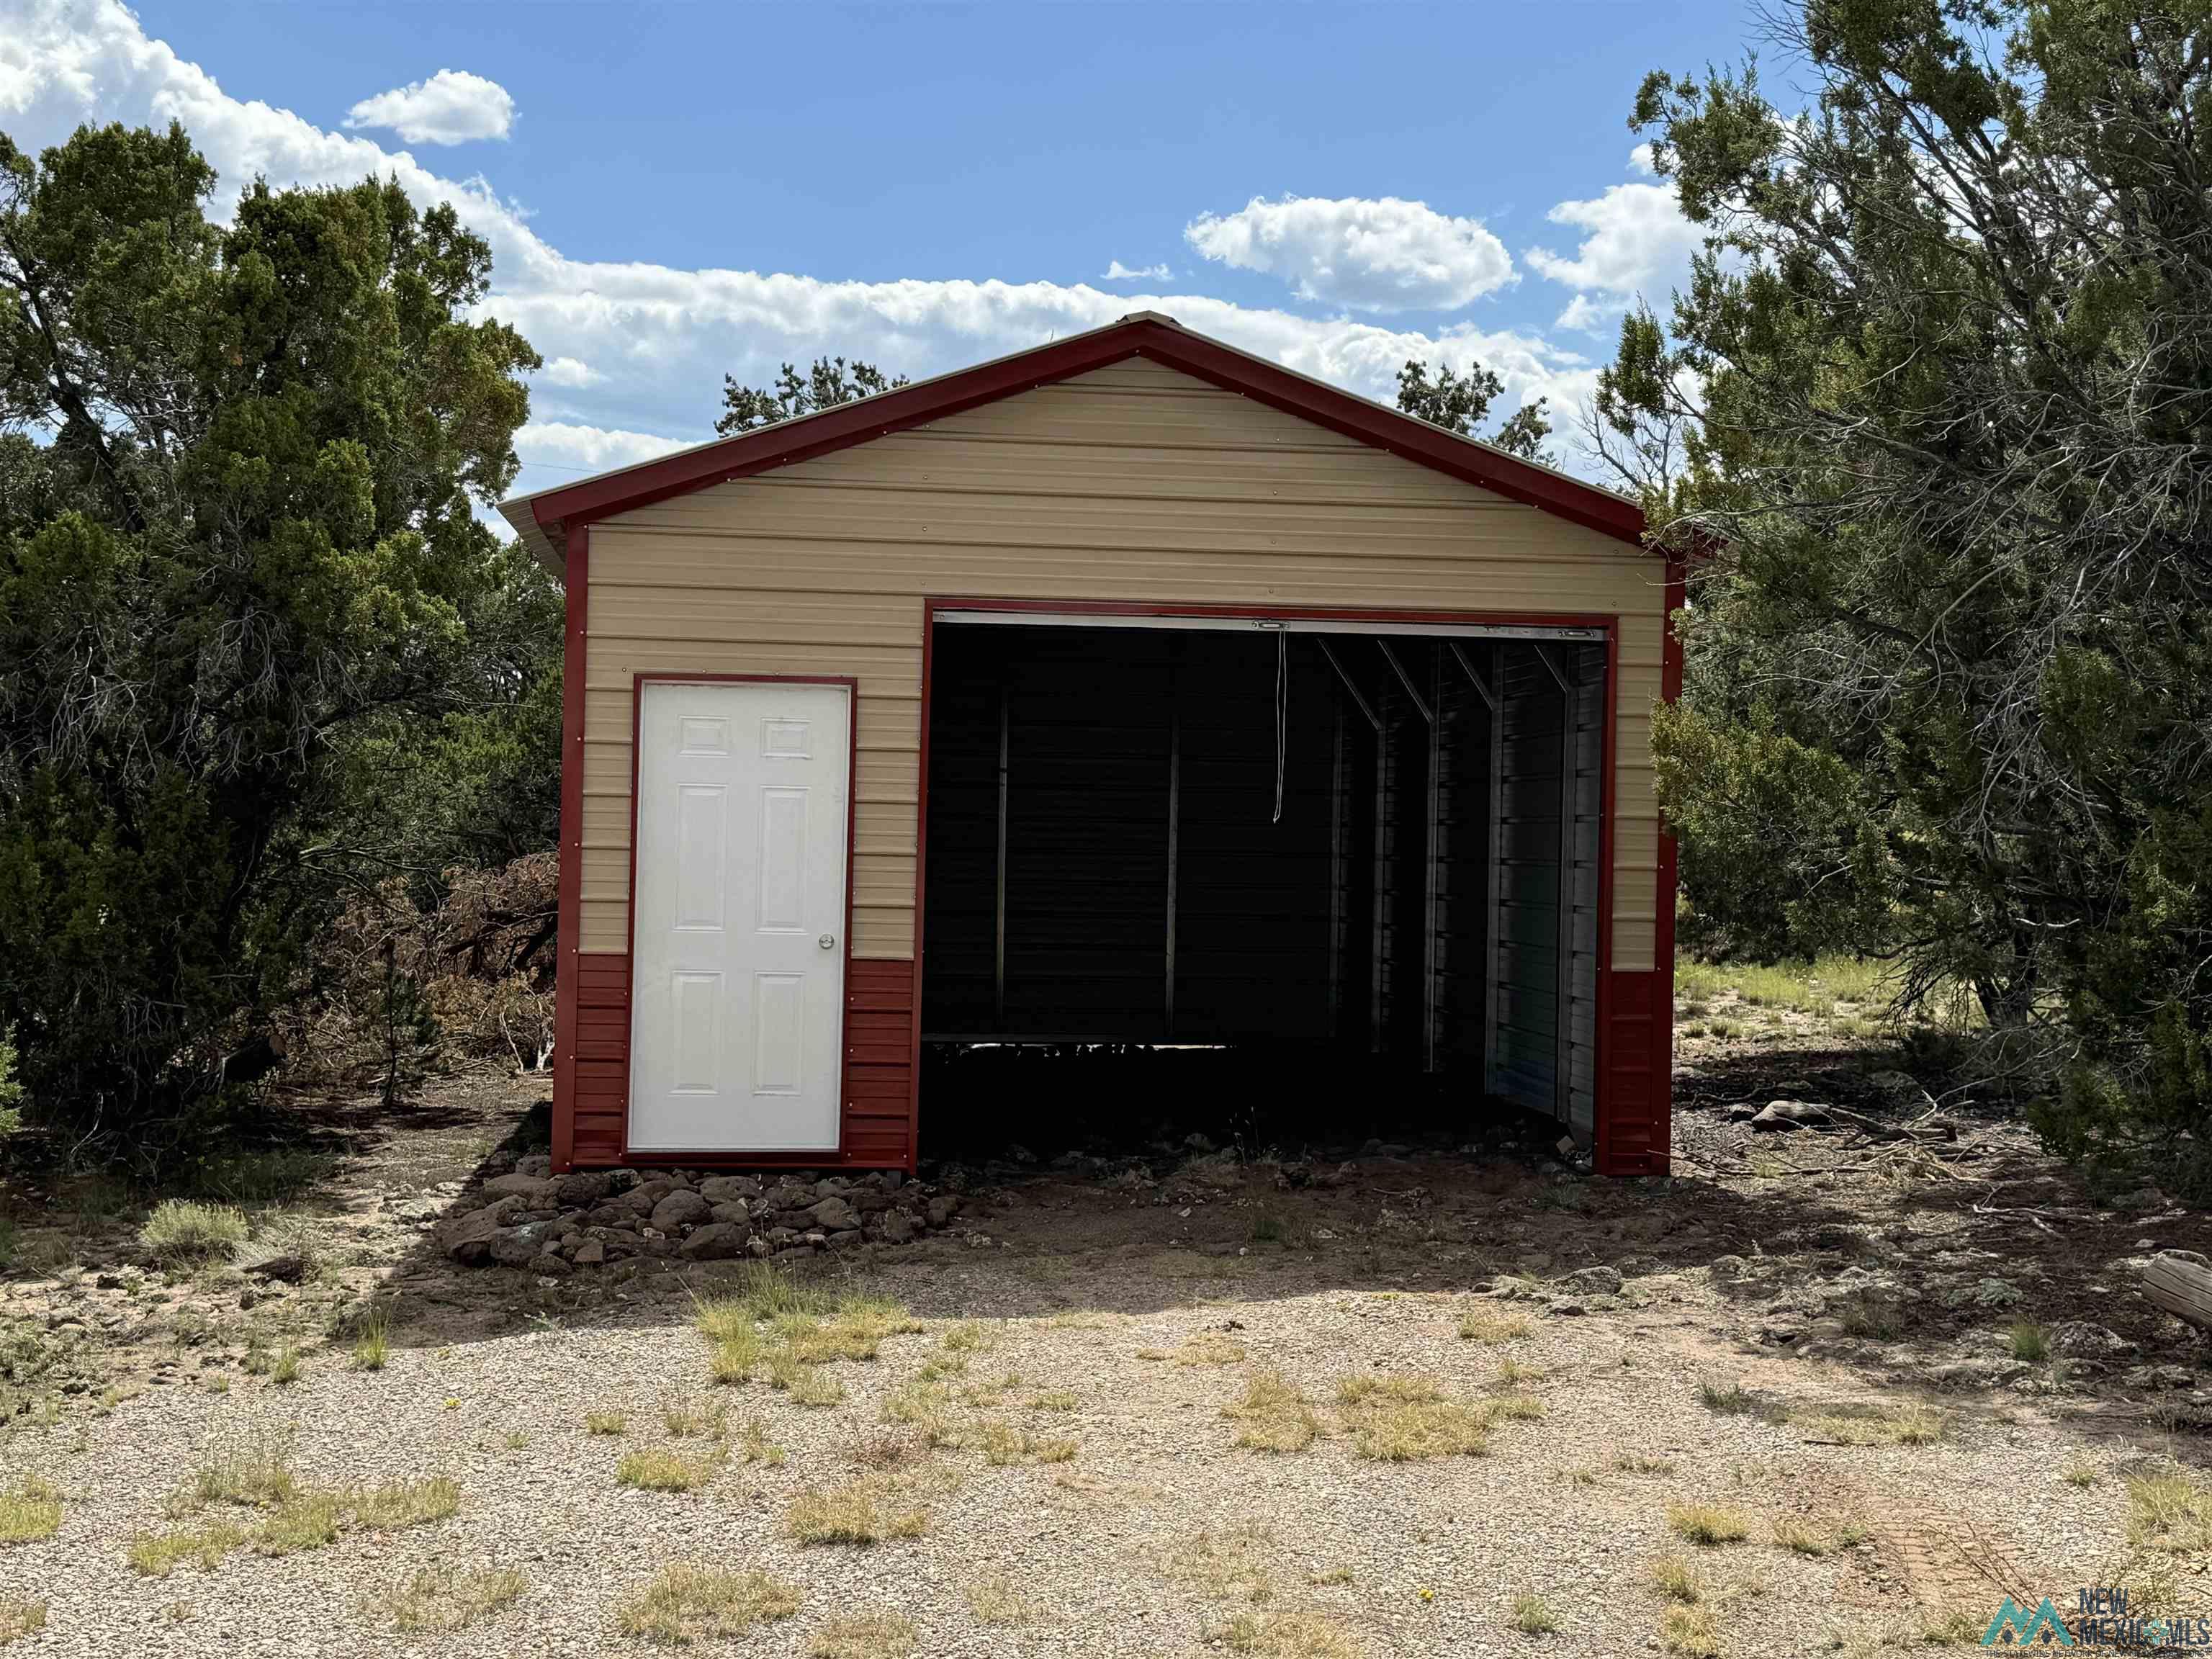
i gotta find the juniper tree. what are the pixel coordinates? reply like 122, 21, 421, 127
1595, 1, 2212, 1174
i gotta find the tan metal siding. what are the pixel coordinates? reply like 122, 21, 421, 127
581, 357, 1668, 968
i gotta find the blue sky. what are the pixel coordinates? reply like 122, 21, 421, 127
7, 1, 1758, 504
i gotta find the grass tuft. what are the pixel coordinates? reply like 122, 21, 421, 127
978, 1419, 1079, 1466
251, 1491, 343, 1556
1649, 1555, 1700, 1603
140, 1200, 248, 1266
662, 1394, 729, 1440
586, 1410, 629, 1437
391, 1565, 528, 1632
193, 1426, 297, 1509
1209, 1606, 1362, 1658
613, 1564, 801, 1645
1337, 1373, 1493, 1461
0, 1600, 42, 1645
966, 1576, 1033, 1625
351, 1305, 391, 1371
2128, 1467, 2212, 1554
1459, 1308, 1533, 1344
127, 1520, 245, 1578
765, 1353, 846, 1407
1511, 1594, 1559, 1635
0, 1476, 60, 1545
1695, 1380, 1781, 1421
1660, 1603, 1720, 1658
617, 1446, 726, 1493
2010, 1320, 2049, 1362
351, 1476, 460, 1530
1796, 1402, 1942, 1446
1225, 1370, 1321, 1454
787, 1480, 930, 1546
807, 1609, 918, 1659
1771, 1516, 1829, 1556
1667, 1503, 1749, 1547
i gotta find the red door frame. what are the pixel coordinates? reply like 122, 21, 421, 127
911, 598, 1624, 1166
621, 672, 862, 1164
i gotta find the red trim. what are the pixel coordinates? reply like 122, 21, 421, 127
1593, 622, 1620, 1172
927, 597, 1617, 631
623, 673, 861, 1161
525, 317, 1646, 550
908, 605, 935, 1169
1654, 555, 1688, 1172
552, 526, 589, 1174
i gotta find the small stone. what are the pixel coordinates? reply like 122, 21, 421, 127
926, 1196, 958, 1228
881, 1169, 905, 1190
514, 1154, 554, 1179
482, 1172, 561, 1202
1710, 1254, 1750, 1281
555, 1172, 615, 1208
1559, 1265, 1624, 1297
808, 1195, 860, 1232
441, 1197, 523, 1265
746, 1236, 774, 1258
2049, 1321, 2131, 1360
244, 1254, 307, 1284
679, 1223, 747, 1262
709, 1200, 752, 1227
878, 1211, 914, 1245
699, 1176, 761, 1203
572, 1238, 607, 1267
649, 1190, 714, 1233
489, 1228, 544, 1269
531, 1251, 574, 1277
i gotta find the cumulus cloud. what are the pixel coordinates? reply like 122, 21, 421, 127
343, 68, 513, 145
1524, 148, 1704, 331
513, 420, 691, 475
0, 0, 1606, 495
1184, 194, 1514, 312
537, 356, 603, 388
1102, 259, 1172, 282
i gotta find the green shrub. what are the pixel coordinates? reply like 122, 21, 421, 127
139, 1200, 248, 1265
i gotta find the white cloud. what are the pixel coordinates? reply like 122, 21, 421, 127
1184, 194, 1514, 313
537, 356, 603, 388
1102, 259, 1172, 282
513, 419, 690, 475
1524, 148, 1704, 331
343, 68, 513, 145
0, 0, 1604, 480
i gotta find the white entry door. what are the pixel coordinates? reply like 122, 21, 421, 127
629, 680, 850, 1152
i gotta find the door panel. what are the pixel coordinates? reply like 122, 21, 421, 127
630, 680, 850, 1151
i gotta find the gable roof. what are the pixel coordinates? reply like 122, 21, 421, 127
498, 312, 1646, 569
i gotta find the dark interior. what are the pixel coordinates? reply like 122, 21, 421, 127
917, 620, 1605, 1154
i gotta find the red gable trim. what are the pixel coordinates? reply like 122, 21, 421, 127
526, 316, 1647, 549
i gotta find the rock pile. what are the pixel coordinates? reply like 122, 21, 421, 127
437, 1156, 960, 1274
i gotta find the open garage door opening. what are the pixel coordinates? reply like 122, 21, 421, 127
917, 609, 1609, 1156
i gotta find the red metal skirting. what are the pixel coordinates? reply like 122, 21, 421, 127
558, 951, 915, 1172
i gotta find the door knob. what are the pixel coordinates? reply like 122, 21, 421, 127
818, 933, 837, 950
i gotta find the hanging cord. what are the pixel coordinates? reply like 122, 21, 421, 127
1272, 627, 1287, 824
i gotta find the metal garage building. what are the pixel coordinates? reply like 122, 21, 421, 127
500, 314, 1681, 1177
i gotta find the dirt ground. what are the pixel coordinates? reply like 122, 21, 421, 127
0, 975, 2208, 1657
